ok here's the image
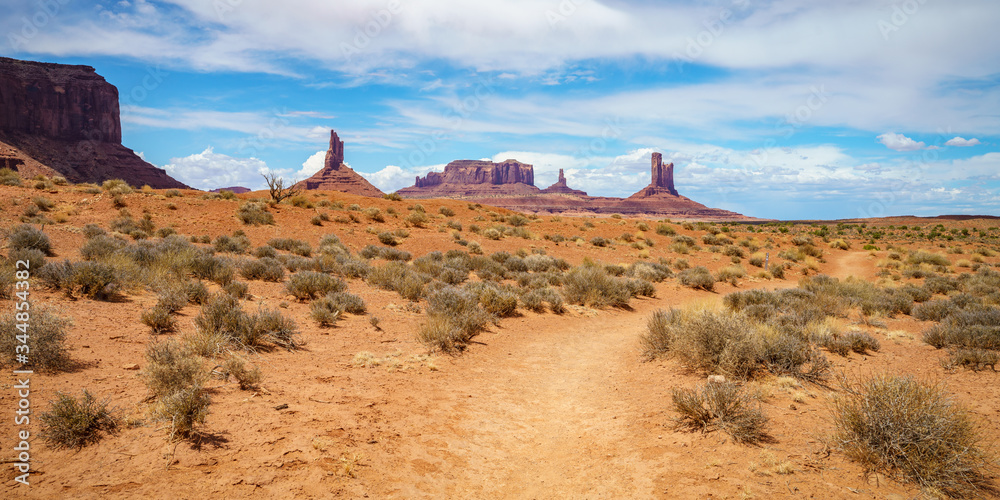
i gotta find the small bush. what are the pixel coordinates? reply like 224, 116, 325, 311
310, 297, 342, 326
223, 281, 249, 299
945, 348, 999, 372
562, 266, 632, 308
286, 271, 346, 300
237, 201, 274, 226
671, 382, 769, 444
102, 179, 133, 195
222, 356, 262, 390
240, 257, 286, 282
418, 287, 491, 351
0, 306, 71, 371
679, 266, 715, 291
40, 390, 118, 449
377, 232, 399, 246
8, 224, 53, 255
141, 305, 177, 334
213, 234, 250, 254
832, 375, 995, 497
0, 167, 22, 186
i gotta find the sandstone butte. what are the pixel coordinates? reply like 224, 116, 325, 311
397, 152, 755, 221
0, 56, 188, 188
293, 130, 385, 198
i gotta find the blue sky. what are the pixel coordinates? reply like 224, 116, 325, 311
2, 0, 998, 219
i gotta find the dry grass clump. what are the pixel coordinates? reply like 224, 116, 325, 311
908, 250, 951, 267
143, 341, 210, 439
285, 271, 347, 300
240, 257, 285, 282
642, 307, 829, 381
360, 244, 412, 262
0, 305, 72, 371
237, 201, 274, 226
195, 293, 300, 351
0, 167, 22, 186
268, 237, 312, 257
141, 305, 177, 334
801, 275, 911, 317
367, 261, 428, 301
221, 356, 262, 390
37, 260, 121, 300
922, 306, 1000, 351
40, 390, 118, 449
562, 264, 634, 308
671, 381, 769, 444
102, 178, 133, 195
8, 224, 53, 256
418, 286, 491, 351
832, 375, 995, 498
213, 233, 250, 254
679, 266, 716, 291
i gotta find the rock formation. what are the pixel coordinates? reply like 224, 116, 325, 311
398, 159, 540, 198
0, 57, 188, 188
210, 186, 250, 194
398, 151, 757, 220
294, 130, 385, 198
541, 169, 588, 196
628, 152, 678, 198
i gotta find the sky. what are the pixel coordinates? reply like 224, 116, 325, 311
2, 0, 998, 220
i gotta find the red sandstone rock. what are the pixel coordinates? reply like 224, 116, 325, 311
294, 131, 385, 198
398, 159, 540, 198
210, 186, 251, 194
628, 152, 678, 198
540, 169, 588, 196
0, 57, 188, 189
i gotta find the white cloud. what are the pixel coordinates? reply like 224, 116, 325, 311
877, 133, 926, 151
359, 164, 443, 193
163, 147, 270, 190
945, 137, 982, 147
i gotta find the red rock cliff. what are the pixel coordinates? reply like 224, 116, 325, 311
629, 152, 678, 198
294, 130, 384, 198
400, 159, 540, 198
0, 57, 187, 188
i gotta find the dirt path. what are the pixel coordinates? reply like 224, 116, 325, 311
373, 301, 671, 498
829, 250, 875, 280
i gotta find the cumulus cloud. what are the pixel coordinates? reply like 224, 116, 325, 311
877, 133, 926, 151
359, 164, 443, 193
945, 137, 982, 147
163, 147, 270, 190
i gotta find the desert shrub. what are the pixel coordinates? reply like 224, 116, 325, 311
8, 224, 53, 256
590, 236, 610, 247
8, 247, 47, 270
418, 286, 491, 351
405, 211, 429, 227
377, 232, 399, 246
562, 265, 632, 308
223, 281, 249, 299
641, 307, 828, 381
655, 224, 676, 236
213, 234, 250, 254
945, 348, 999, 372
922, 307, 1000, 351
678, 266, 715, 291
360, 245, 412, 262
69, 261, 120, 300
268, 238, 312, 257
190, 252, 236, 285
791, 235, 813, 246
913, 299, 958, 322
671, 382, 768, 444
715, 265, 746, 283
141, 305, 177, 334
194, 294, 300, 350
240, 257, 285, 282
237, 201, 274, 226
367, 261, 427, 300
40, 390, 118, 449
286, 271, 346, 300
324, 291, 366, 314
908, 250, 951, 267
832, 375, 995, 497
0, 305, 72, 371
0, 167, 22, 186
222, 357, 262, 390
143, 341, 205, 399
102, 179, 133, 195
475, 284, 519, 317
843, 331, 881, 354
628, 261, 672, 282
829, 239, 851, 250
310, 297, 342, 326
722, 245, 745, 259
925, 276, 960, 295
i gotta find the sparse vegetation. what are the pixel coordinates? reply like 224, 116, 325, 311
671, 381, 769, 444
40, 390, 118, 449
0, 305, 72, 371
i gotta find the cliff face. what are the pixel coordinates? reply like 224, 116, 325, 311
0, 57, 187, 188
294, 130, 385, 197
400, 159, 540, 197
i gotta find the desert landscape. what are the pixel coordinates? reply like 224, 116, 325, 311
2, 1, 1000, 499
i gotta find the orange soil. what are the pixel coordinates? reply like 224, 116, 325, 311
1, 185, 999, 499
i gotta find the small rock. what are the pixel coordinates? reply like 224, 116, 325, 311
123, 363, 139, 370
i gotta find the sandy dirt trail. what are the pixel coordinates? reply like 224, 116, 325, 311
375, 300, 673, 499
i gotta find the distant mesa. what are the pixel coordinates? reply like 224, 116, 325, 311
397, 151, 755, 220
211, 186, 250, 194
540, 169, 588, 197
398, 159, 539, 198
294, 130, 384, 198
0, 56, 188, 188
